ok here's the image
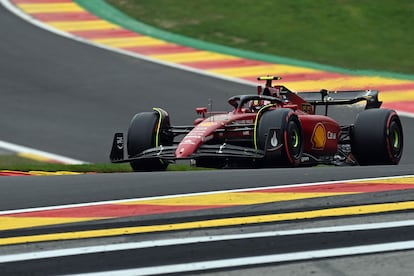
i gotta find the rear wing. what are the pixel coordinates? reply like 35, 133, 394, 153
297, 89, 382, 109
257, 76, 383, 125
270, 84, 382, 125
256, 76, 382, 110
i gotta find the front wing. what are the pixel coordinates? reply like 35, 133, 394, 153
110, 133, 265, 164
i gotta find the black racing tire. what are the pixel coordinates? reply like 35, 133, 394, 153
351, 109, 403, 165
256, 108, 303, 167
127, 111, 172, 172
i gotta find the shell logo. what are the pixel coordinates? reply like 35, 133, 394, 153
311, 123, 326, 150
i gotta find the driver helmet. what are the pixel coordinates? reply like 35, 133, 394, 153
249, 99, 270, 112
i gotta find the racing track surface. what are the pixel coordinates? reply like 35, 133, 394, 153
1, 2, 414, 275
0, 2, 250, 163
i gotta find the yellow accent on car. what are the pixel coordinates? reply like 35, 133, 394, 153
258, 76, 281, 81
152, 108, 163, 148
253, 104, 275, 150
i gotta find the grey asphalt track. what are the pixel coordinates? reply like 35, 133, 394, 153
0, 4, 250, 163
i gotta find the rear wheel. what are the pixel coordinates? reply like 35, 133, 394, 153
351, 109, 403, 165
256, 109, 303, 167
127, 110, 172, 171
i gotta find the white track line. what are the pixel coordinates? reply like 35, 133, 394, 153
0, 140, 86, 164
77, 240, 414, 276
396, 110, 414, 118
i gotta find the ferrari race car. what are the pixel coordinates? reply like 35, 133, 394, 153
110, 76, 403, 171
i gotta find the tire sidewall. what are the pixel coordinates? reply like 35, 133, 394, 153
352, 109, 403, 165
257, 108, 303, 167
127, 111, 171, 171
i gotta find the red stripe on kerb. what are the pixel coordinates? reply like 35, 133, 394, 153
249, 182, 414, 193
375, 82, 414, 92
0, 171, 32, 176
125, 44, 197, 55
285, 78, 414, 92
4, 204, 230, 218
241, 76, 414, 93
318, 81, 414, 92
282, 72, 346, 81
182, 59, 269, 69
383, 101, 414, 113
71, 29, 140, 39
12, 0, 72, 3
241, 72, 346, 83
32, 12, 98, 22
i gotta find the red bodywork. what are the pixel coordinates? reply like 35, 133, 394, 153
175, 113, 257, 158
174, 85, 341, 159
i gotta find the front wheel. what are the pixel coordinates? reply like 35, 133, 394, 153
256, 108, 303, 167
351, 109, 403, 165
127, 109, 172, 171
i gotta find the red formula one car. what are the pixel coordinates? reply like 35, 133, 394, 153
110, 76, 403, 171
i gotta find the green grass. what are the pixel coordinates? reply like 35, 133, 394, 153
106, 0, 414, 75
0, 155, 205, 173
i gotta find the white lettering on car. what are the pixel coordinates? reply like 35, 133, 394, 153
327, 131, 337, 140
